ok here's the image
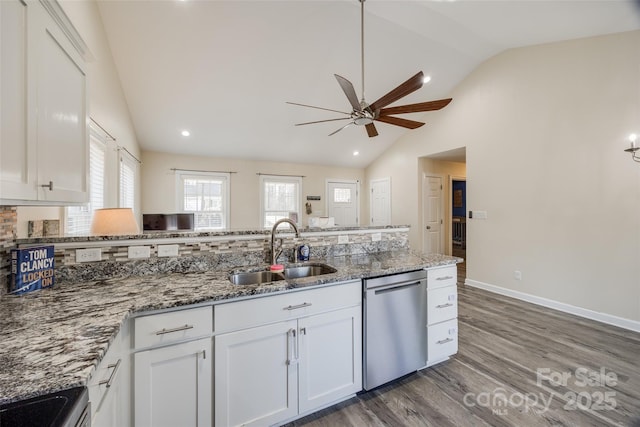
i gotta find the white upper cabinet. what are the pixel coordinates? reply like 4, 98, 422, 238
0, 0, 89, 205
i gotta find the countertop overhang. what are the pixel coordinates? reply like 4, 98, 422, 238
0, 250, 459, 404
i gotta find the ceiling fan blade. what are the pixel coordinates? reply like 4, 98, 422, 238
375, 115, 425, 130
365, 123, 378, 138
369, 71, 425, 112
329, 122, 355, 136
379, 98, 452, 116
295, 117, 352, 126
334, 74, 362, 112
286, 101, 351, 116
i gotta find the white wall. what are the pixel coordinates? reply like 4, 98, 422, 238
366, 30, 640, 322
141, 151, 366, 229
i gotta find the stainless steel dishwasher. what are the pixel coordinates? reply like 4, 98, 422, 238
363, 269, 428, 390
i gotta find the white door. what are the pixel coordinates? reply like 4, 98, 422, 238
327, 181, 359, 226
298, 306, 362, 414
370, 178, 391, 225
215, 320, 298, 427
134, 338, 211, 427
423, 175, 443, 254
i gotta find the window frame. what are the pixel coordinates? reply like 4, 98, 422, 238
259, 175, 302, 228
118, 149, 138, 214
175, 170, 230, 230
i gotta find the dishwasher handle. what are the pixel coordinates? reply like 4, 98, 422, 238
373, 280, 422, 295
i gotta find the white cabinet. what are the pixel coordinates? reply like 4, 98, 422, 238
133, 306, 213, 427
215, 320, 298, 427
134, 338, 212, 427
0, 0, 89, 204
425, 265, 459, 367
88, 321, 131, 427
298, 306, 361, 414
214, 281, 362, 427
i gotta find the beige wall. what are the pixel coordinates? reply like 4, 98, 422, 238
141, 151, 366, 229
366, 30, 640, 322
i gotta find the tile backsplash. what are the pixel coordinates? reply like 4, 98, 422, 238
0, 207, 17, 294
10, 226, 410, 286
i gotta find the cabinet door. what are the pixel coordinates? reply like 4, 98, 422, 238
33, 3, 88, 203
0, 0, 37, 201
135, 338, 211, 427
298, 306, 362, 414
90, 321, 131, 427
215, 320, 298, 427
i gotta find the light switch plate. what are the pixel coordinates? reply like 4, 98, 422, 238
371, 232, 382, 242
474, 210, 488, 220
128, 246, 151, 259
157, 244, 179, 257
76, 248, 101, 263
338, 235, 349, 244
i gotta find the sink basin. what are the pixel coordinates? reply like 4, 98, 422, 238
229, 263, 337, 285
283, 264, 337, 279
229, 271, 285, 286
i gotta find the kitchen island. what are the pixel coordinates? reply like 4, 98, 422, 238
0, 250, 459, 405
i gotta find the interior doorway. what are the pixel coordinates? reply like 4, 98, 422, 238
450, 176, 466, 263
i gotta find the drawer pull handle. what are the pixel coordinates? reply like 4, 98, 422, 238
155, 324, 194, 335
436, 276, 454, 281
198, 350, 206, 360
284, 302, 312, 311
98, 358, 121, 388
436, 303, 454, 309
436, 338, 454, 345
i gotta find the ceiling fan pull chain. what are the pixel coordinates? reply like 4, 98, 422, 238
360, 0, 365, 103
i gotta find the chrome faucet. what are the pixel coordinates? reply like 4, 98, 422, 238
270, 218, 300, 265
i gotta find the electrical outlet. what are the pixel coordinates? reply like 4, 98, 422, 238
157, 244, 179, 257
338, 235, 349, 244
76, 248, 101, 263
371, 232, 382, 242
128, 246, 151, 259
514, 270, 522, 280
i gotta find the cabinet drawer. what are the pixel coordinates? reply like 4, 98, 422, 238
134, 306, 212, 349
427, 285, 457, 325
427, 318, 458, 364
215, 281, 361, 333
427, 265, 457, 289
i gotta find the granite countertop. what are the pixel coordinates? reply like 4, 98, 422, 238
0, 250, 459, 404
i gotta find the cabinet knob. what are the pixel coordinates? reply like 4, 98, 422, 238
426, 226, 431, 230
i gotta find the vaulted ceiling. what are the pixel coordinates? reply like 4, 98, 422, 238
97, 0, 640, 168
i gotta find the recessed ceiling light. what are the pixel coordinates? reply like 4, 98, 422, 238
423, 75, 432, 84
353, 151, 359, 156
181, 130, 190, 137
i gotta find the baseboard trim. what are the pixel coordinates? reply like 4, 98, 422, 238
465, 279, 640, 333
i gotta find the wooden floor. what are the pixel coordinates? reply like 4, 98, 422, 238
285, 250, 640, 427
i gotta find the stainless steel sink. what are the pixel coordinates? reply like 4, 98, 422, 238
283, 264, 337, 279
228, 271, 285, 286
229, 263, 337, 285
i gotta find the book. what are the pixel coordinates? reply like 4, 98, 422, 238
10, 246, 55, 295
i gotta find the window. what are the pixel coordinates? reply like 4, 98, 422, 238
260, 175, 302, 228
177, 171, 230, 230
119, 149, 138, 212
65, 131, 106, 235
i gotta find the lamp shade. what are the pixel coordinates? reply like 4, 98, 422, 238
90, 208, 139, 236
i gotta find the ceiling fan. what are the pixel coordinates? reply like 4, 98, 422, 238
287, 0, 452, 138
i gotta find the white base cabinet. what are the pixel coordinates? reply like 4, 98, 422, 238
88, 321, 131, 427
134, 338, 212, 427
425, 265, 459, 367
214, 281, 362, 427
215, 320, 298, 427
